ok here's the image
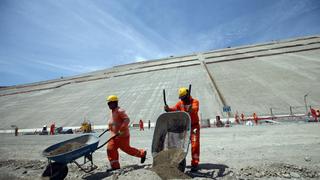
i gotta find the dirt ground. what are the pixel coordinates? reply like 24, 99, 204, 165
0, 122, 320, 179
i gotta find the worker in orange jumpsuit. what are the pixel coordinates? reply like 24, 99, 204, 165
106, 95, 147, 171
253, 112, 258, 124
139, 119, 144, 131
310, 108, 318, 122
241, 113, 245, 123
234, 111, 240, 124
164, 87, 200, 171
50, 123, 55, 135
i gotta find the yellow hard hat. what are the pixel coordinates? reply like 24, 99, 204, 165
178, 87, 188, 98
106, 95, 118, 102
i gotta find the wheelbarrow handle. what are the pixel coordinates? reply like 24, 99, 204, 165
96, 134, 119, 150
98, 128, 109, 138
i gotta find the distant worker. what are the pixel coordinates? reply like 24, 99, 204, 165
50, 123, 55, 135
310, 108, 318, 122
139, 119, 144, 131
216, 115, 224, 127
106, 95, 147, 171
148, 120, 151, 129
241, 113, 245, 123
253, 112, 258, 125
234, 111, 240, 124
15, 126, 18, 136
164, 87, 200, 171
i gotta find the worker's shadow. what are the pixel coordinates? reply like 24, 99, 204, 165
185, 163, 230, 179
83, 164, 151, 180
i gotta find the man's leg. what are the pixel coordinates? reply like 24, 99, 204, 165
118, 136, 146, 162
107, 138, 120, 169
191, 124, 200, 169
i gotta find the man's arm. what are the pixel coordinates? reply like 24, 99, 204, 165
165, 102, 181, 112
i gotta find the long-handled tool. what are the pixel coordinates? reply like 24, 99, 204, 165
163, 89, 168, 107
188, 84, 192, 97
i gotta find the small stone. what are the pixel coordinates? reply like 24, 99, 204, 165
255, 173, 262, 178
282, 173, 291, 178
24, 164, 33, 169
307, 173, 314, 178
22, 170, 27, 174
290, 172, 300, 178
304, 156, 311, 162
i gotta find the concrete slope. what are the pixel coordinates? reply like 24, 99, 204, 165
0, 35, 319, 129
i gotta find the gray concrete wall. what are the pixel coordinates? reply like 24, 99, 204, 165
0, 35, 319, 129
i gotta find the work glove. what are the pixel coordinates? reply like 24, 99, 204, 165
117, 131, 124, 136
164, 105, 170, 112
187, 105, 193, 113
192, 128, 197, 134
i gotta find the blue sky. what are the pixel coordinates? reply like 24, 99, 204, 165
0, 0, 320, 86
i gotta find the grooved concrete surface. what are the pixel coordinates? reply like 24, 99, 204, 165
0, 35, 319, 129
207, 49, 320, 115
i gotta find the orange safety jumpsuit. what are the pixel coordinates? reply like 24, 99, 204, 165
253, 112, 258, 124
50, 123, 55, 135
168, 96, 200, 167
139, 119, 144, 131
107, 107, 145, 169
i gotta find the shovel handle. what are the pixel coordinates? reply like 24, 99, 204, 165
163, 89, 168, 106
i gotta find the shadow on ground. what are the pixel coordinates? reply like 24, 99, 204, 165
185, 163, 230, 179
82, 164, 150, 180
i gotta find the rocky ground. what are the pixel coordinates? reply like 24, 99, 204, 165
1, 159, 320, 179
0, 122, 320, 179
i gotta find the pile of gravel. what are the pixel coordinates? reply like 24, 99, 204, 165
235, 163, 320, 179
151, 148, 190, 179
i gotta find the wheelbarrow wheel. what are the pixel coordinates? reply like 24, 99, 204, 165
42, 162, 68, 180
178, 158, 186, 172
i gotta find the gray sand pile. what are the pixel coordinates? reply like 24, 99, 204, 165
45, 142, 85, 156
151, 148, 190, 179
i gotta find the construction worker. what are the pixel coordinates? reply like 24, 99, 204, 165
106, 95, 147, 171
50, 123, 55, 135
164, 87, 200, 171
14, 126, 18, 136
253, 112, 258, 125
241, 113, 245, 123
234, 111, 240, 124
139, 119, 144, 131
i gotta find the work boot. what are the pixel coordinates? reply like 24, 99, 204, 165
141, 150, 147, 164
190, 165, 199, 172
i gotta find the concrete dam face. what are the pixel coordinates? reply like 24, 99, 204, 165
1, 35, 320, 129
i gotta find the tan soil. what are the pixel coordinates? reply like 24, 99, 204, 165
46, 142, 85, 156
151, 148, 190, 179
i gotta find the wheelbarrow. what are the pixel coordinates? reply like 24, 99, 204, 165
151, 111, 191, 172
41, 129, 117, 179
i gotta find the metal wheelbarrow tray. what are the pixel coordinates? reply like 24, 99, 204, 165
42, 129, 116, 179
43, 134, 99, 164
151, 111, 191, 172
